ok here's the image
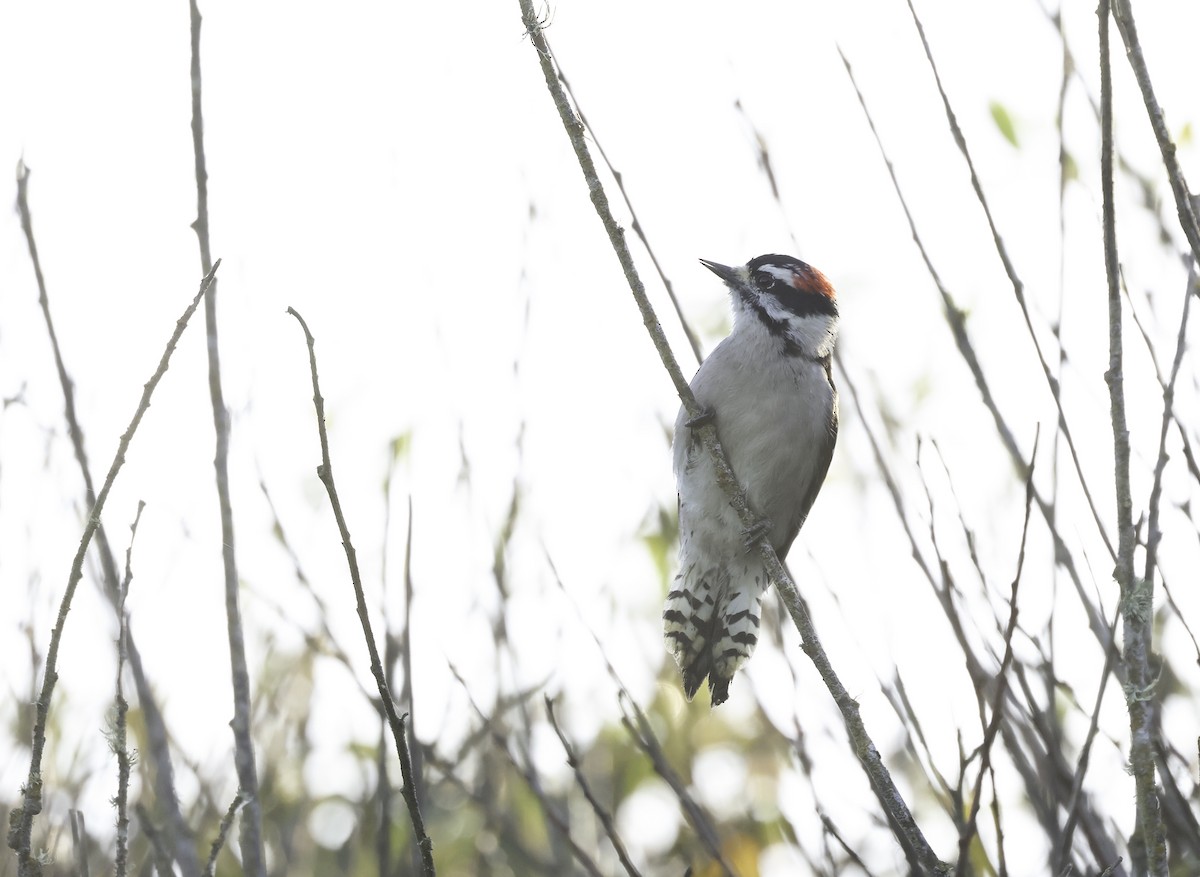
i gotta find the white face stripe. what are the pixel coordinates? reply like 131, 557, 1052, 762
760, 299, 837, 356
732, 291, 838, 358
756, 264, 797, 284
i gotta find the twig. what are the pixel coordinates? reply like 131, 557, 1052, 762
7, 262, 220, 877
449, 668, 604, 877
112, 501, 145, 877
201, 792, 247, 877
618, 694, 735, 877
1098, 4, 1167, 873
1142, 265, 1194, 591
516, 6, 946, 872
1055, 605, 1122, 873
421, 752, 561, 873
838, 47, 1116, 661
287, 307, 435, 875
902, 0, 1116, 567
1124, 273, 1200, 488
397, 492, 420, 875
16, 158, 201, 877
254, 474, 376, 703
16, 160, 106, 526
136, 807, 175, 876
881, 674, 956, 812
376, 449, 412, 877
542, 553, 733, 873
954, 431, 1037, 876
988, 761, 1008, 877
554, 67, 703, 365
69, 811, 89, 877
544, 696, 643, 877
1110, 1, 1200, 266
818, 813, 877, 877
185, 2, 265, 871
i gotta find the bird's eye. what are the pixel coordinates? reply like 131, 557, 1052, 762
752, 271, 774, 289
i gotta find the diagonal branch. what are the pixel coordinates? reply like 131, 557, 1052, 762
185, 2, 265, 872
544, 696, 643, 877
837, 48, 1117, 663
7, 262, 220, 877
1110, 1, 1200, 266
554, 68, 704, 366
16, 159, 204, 877
288, 307, 435, 876
516, 4, 947, 873
903, 0, 1115, 566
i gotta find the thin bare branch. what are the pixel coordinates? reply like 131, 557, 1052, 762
545, 696, 643, 877
902, 0, 1117, 565
955, 431, 1037, 875
1109, 1, 1200, 265
112, 501, 145, 877
68, 811, 89, 877
185, 1, 265, 869
16, 159, 202, 877
200, 792, 246, 877
7, 262, 220, 877
287, 307, 435, 875
554, 67, 703, 365
618, 694, 735, 877
1142, 266, 1195, 589
517, 7, 946, 871
449, 668, 605, 877
1099, 3, 1167, 871
1055, 605, 1122, 873
838, 47, 1115, 660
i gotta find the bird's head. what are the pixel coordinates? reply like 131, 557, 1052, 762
700, 254, 838, 359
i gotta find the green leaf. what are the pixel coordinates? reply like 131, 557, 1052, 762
989, 101, 1019, 148
1061, 151, 1079, 184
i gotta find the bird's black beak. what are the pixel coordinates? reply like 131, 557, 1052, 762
699, 259, 740, 285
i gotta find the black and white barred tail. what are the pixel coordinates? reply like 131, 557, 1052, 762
663, 560, 768, 705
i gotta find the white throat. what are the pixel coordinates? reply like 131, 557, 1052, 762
733, 294, 838, 360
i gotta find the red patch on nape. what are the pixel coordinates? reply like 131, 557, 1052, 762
791, 265, 836, 301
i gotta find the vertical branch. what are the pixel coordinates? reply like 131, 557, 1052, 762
400, 495, 424, 828
1099, 3, 1167, 873
69, 811, 90, 877
185, 2, 265, 873
954, 433, 1036, 876
1142, 268, 1195, 589
287, 308, 435, 876
112, 502, 146, 877
188, 0, 212, 275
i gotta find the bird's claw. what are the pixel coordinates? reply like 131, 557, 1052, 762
742, 518, 772, 551
685, 408, 715, 429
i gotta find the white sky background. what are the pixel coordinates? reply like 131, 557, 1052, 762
1, 0, 1198, 871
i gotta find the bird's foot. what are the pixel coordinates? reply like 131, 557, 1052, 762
685, 407, 715, 429
742, 518, 772, 551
